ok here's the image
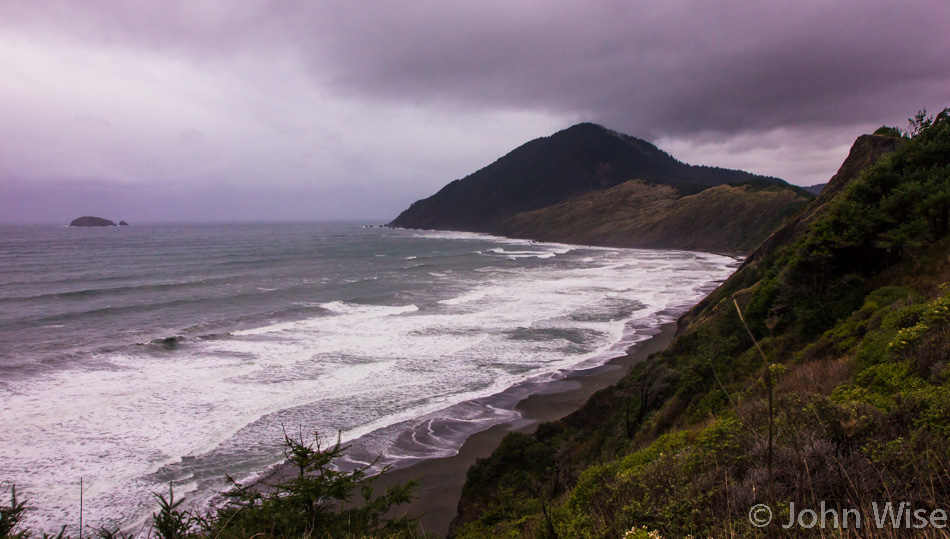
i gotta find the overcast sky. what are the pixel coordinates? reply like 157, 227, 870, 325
1, 1, 948, 223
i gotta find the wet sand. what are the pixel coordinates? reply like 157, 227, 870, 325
373, 321, 679, 537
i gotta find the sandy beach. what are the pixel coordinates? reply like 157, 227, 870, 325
372, 320, 679, 537
252, 320, 678, 536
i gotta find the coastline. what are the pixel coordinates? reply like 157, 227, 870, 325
372, 320, 679, 537
236, 238, 741, 538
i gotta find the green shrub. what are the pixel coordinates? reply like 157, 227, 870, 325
873, 125, 903, 138
206, 432, 421, 538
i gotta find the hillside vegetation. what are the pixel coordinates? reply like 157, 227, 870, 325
451, 110, 950, 538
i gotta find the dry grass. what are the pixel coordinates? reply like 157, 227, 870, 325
776, 355, 854, 398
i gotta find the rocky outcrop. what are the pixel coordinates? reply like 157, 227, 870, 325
677, 133, 902, 331
742, 134, 902, 267
69, 216, 116, 227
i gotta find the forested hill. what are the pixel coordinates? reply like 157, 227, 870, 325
450, 110, 950, 538
389, 123, 808, 253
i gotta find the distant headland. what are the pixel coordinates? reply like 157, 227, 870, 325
388, 122, 810, 254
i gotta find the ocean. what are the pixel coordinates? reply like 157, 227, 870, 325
0, 222, 738, 532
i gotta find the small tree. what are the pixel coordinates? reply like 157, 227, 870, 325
151, 484, 193, 539
904, 108, 934, 138
204, 430, 421, 538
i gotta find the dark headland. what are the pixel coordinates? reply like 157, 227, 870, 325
389, 122, 813, 253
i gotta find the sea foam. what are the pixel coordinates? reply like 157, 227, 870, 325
0, 226, 737, 533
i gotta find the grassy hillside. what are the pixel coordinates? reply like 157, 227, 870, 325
499, 180, 809, 253
451, 110, 950, 538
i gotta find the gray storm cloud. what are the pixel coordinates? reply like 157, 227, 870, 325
1, 1, 948, 222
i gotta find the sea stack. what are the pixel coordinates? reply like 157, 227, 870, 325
69, 216, 117, 227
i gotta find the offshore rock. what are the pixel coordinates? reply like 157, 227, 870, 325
69, 216, 116, 227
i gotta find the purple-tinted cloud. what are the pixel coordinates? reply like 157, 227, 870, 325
1, 1, 948, 222
302, 1, 949, 136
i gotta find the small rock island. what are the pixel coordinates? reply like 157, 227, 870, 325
69, 216, 117, 227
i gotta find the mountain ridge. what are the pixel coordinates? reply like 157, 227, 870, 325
388, 123, 798, 252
